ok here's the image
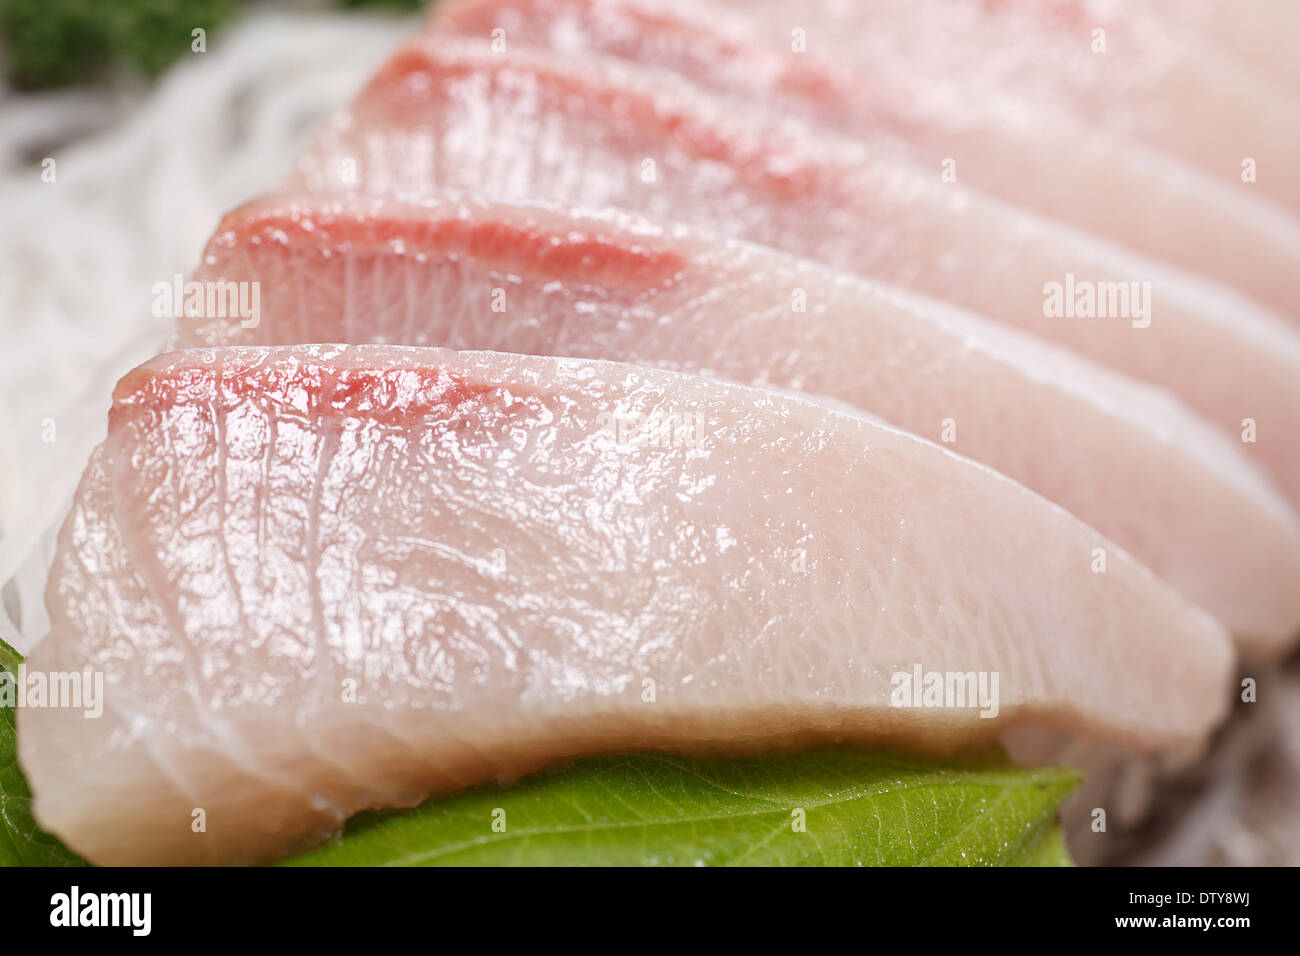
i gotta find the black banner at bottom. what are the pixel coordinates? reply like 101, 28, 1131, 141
0, 865, 1273, 942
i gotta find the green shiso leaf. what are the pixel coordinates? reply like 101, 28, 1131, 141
282, 748, 1079, 867
1016, 824, 1075, 867
0, 637, 87, 867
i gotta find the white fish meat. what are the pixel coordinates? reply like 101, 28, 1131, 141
180, 192, 1300, 653
290, 38, 1300, 515
18, 345, 1232, 864
708, 0, 1300, 218
428, 0, 1300, 314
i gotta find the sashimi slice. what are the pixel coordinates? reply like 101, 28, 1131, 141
20, 345, 1232, 865
707, 0, 1300, 218
1146, 0, 1300, 97
290, 39, 1300, 513
428, 0, 1300, 314
182, 192, 1300, 654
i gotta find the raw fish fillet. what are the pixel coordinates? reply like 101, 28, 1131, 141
19, 345, 1232, 865
1146, 0, 1300, 97
290, 39, 1300, 514
181, 192, 1300, 654
429, 0, 1300, 314
708, 0, 1300, 218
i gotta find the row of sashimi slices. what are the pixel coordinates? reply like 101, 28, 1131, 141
18, 0, 1300, 865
